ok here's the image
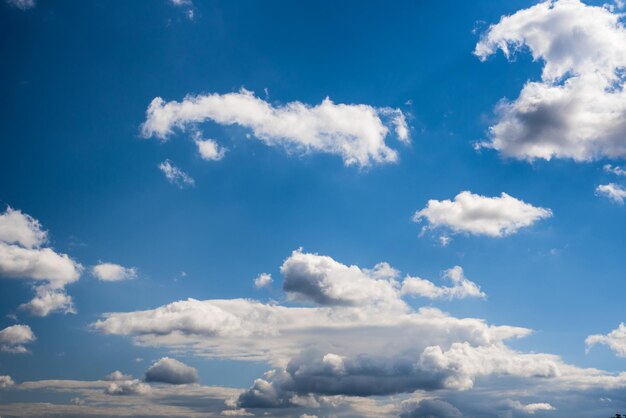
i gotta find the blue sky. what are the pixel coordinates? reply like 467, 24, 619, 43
2, 0, 626, 417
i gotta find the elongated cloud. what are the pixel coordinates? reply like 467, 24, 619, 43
158, 160, 195, 188
145, 357, 199, 385
6, 0, 35, 10
596, 183, 626, 204
141, 89, 409, 167
0, 325, 35, 354
0, 206, 82, 316
92, 262, 137, 282
475, 0, 626, 161
413, 191, 552, 237
401, 266, 486, 300
586, 323, 626, 357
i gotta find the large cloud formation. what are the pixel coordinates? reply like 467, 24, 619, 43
141, 89, 409, 167
475, 0, 626, 162
0, 207, 82, 316
413, 191, 552, 238
90, 249, 626, 416
0, 324, 35, 354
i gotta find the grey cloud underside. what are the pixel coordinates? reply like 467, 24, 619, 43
476, 0, 626, 162
145, 357, 199, 385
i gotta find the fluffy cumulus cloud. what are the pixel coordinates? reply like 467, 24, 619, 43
596, 183, 626, 204
141, 89, 409, 167
413, 191, 552, 238
0, 375, 14, 389
475, 0, 626, 161
401, 266, 486, 300
19, 286, 76, 316
193, 131, 226, 161
145, 357, 199, 385
254, 273, 272, 289
92, 262, 137, 282
586, 323, 626, 357
6, 0, 35, 10
0, 324, 35, 353
0, 207, 47, 249
158, 160, 195, 188
104, 379, 151, 396
281, 249, 403, 309
0, 207, 82, 316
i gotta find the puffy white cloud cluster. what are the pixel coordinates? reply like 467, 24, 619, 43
92, 262, 137, 281
281, 249, 404, 309
104, 379, 151, 396
0, 375, 14, 389
145, 357, 199, 385
413, 191, 552, 238
91, 247, 626, 416
0, 207, 82, 316
193, 131, 226, 161
0, 324, 35, 354
141, 89, 409, 167
401, 266, 486, 300
475, 0, 626, 162
253, 273, 272, 289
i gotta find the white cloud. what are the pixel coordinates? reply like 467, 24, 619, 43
0, 207, 47, 249
193, 132, 226, 161
92, 248, 626, 415
158, 160, 195, 188
145, 357, 199, 384
93, 250, 524, 371
141, 89, 409, 167
0, 207, 82, 316
413, 191, 552, 237
0, 324, 35, 353
92, 262, 137, 282
6, 0, 35, 10
105, 379, 151, 396
0, 242, 82, 287
254, 273, 272, 289
586, 323, 626, 356
475, 0, 626, 161
19, 286, 75, 317
104, 371, 132, 381
0, 375, 14, 388
401, 266, 486, 300
504, 399, 555, 414
604, 164, 626, 176
281, 249, 403, 309
596, 183, 626, 204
